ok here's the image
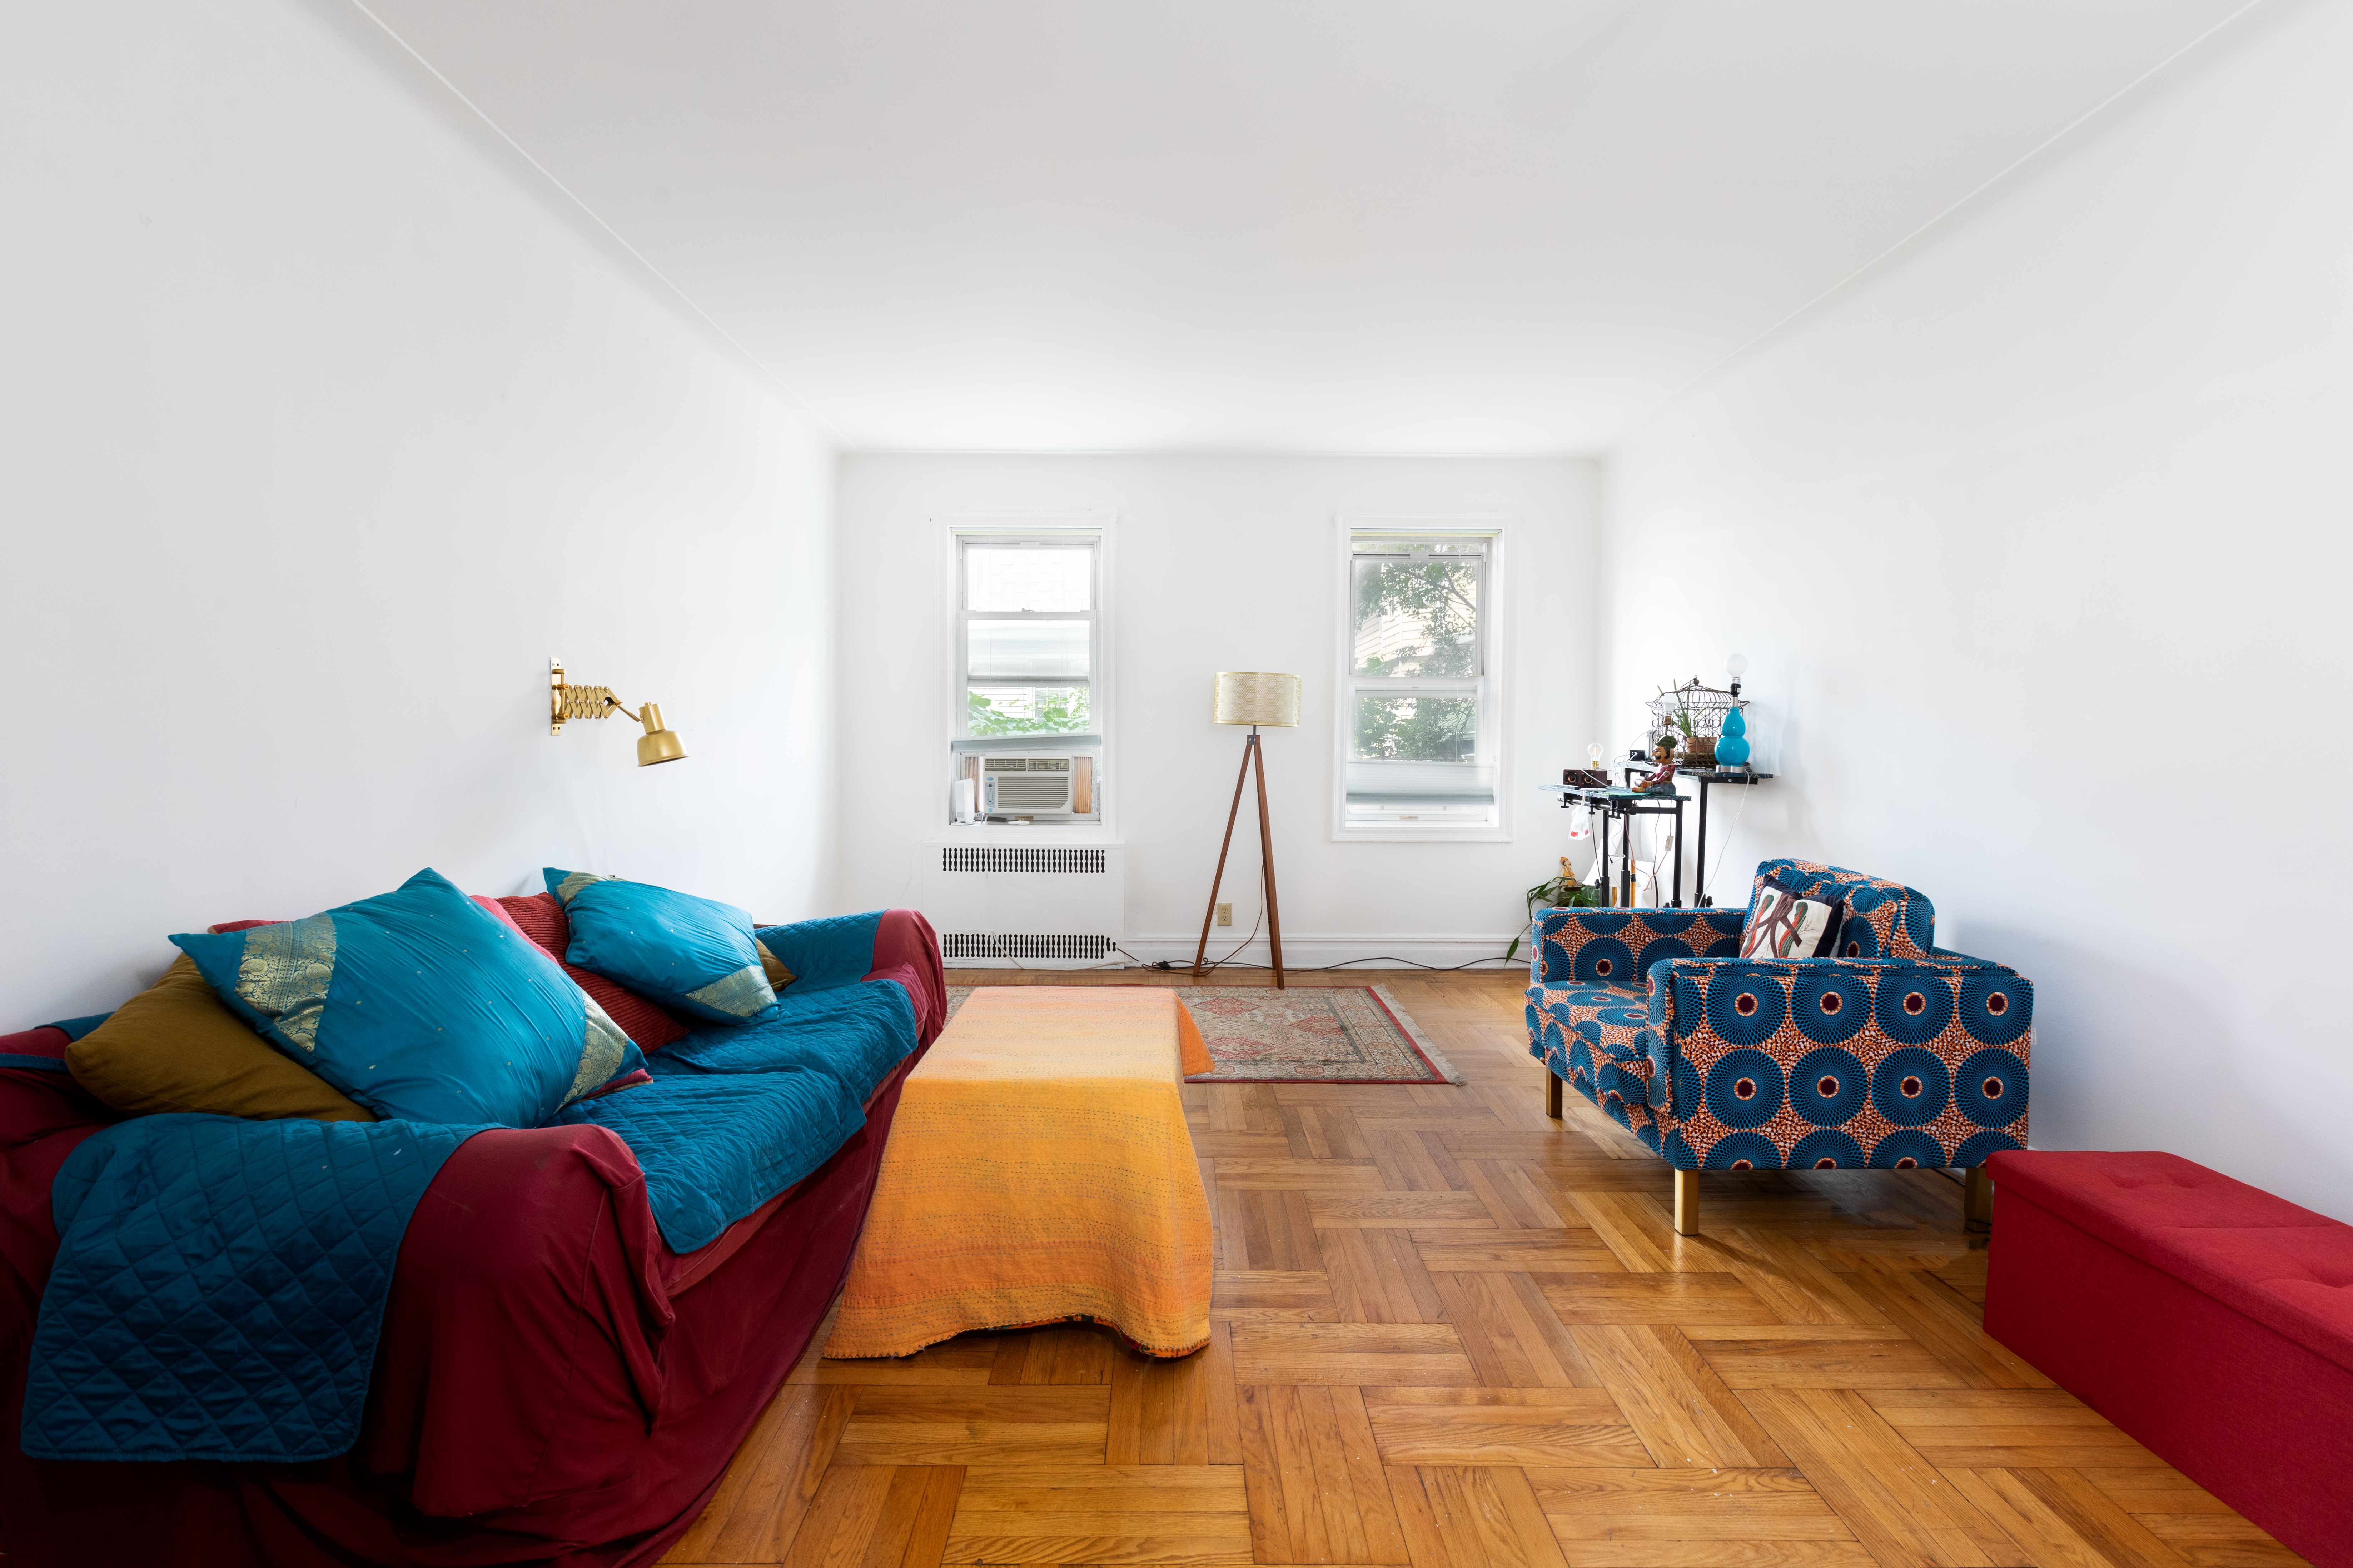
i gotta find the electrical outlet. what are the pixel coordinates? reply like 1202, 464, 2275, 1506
1216, 903, 1233, 926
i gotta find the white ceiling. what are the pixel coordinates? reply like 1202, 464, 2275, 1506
360, 0, 2250, 453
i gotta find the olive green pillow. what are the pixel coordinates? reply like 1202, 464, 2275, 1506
66, 954, 374, 1123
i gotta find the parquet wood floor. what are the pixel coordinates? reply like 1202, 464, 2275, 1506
661, 971, 2307, 1568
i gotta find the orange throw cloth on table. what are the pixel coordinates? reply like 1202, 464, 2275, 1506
825, 987, 1215, 1359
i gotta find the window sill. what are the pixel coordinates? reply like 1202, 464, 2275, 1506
1331, 825, 1511, 844
931, 823, 1122, 846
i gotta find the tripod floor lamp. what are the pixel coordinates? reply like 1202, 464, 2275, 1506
1193, 672, 1302, 988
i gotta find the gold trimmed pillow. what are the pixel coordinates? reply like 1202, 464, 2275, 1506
66, 954, 374, 1123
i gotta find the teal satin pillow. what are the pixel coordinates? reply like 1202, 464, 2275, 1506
545, 869, 786, 1026
171, 868, 644, 1127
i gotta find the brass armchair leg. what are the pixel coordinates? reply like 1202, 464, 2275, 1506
1673, 1169, 1700, 1236
1545, 1071, 1563, 1119
1965, 1165, 1994, 1229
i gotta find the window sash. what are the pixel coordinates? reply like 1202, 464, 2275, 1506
956, 535, 1100, 740
966, 620, 1091, 684
1342, 528, 1500, 826
1349, 550, 1488, 684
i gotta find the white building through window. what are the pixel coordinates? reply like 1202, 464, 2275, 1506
1337, 526, 1503, 838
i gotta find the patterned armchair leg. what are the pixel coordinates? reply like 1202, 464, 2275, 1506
1545, 1070, 1563, 1119
1965, 1165, 1994, 1228
1673, 1169, 1699, 1236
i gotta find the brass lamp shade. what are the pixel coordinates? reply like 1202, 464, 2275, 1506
550, 659, 686, 767
635, 703, 687, 766
1212, 672, 1301, 727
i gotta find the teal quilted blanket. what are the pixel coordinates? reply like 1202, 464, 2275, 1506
656, 979, 916, 1103
20, 1114, 484, 1463
554, 1069, 865, 1253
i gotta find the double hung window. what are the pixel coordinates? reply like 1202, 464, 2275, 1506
957, 533, 1099, 737
1338, 528, 1502, 836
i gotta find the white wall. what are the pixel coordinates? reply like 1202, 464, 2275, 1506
836, 456, 1597, 966
0, 0, 834, 1020
1601, 4, 2353, 1218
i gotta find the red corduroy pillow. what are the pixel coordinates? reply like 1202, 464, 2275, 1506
496, 892, 688, 1052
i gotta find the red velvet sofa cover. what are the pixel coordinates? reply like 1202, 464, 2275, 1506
0, 910, 947, 1568
1984, 1149, 2353, 1567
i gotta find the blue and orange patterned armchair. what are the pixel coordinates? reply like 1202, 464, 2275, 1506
1526, 858, 2032, 1234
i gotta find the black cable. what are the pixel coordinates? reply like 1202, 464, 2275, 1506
1189, 901, 1266, 977
1149, 954, 1521, 974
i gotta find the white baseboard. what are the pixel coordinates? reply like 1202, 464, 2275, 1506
1115, 931, 1526, 972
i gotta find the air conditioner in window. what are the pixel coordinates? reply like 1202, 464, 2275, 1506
970, 752, 1095, 819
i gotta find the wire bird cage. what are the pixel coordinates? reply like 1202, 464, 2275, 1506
1645, 678, 1747, 754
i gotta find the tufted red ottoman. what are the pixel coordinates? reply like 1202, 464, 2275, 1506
1985, 1150, 2353, 1566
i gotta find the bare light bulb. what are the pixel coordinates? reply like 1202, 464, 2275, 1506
1726, 654, 1750, 681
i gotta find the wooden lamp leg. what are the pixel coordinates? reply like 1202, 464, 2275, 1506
1193, 734, 1256, 980
1673, 1169, 1700, 1236
1964, 1165, 1994, 1228
1544, 1071, 1563, 1119
1252, 731, 1285, 988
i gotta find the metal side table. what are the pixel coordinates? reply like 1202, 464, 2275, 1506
1540, 766, 1773, 909
1681, 767, 1774, 906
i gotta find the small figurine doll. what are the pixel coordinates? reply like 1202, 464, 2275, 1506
1638, 735, 1680, 794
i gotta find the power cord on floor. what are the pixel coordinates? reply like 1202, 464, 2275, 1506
1187, 897, 1267, 977
1147, 868, 1528, 976
1144, 955, 1521, 973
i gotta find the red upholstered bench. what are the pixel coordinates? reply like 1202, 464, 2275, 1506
1985, 1150, 2353, 1566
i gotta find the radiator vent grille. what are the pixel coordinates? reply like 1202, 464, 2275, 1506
941, 847, 1108, 875
941, 933, 1116, 960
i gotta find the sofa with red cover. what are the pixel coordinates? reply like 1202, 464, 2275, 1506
1984, 1149, 2353, 1567
0, 909, 947, 1568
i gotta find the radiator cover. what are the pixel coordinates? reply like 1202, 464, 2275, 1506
917, 843, 1126, 968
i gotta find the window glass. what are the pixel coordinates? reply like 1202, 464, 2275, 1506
1352, 537, 1487, 555
1353, 692, 1479, 763
967, 686, 1092, 736
967, 547, 1090, 612
1352, 556, 1481, 680
967, 620, 1091, 682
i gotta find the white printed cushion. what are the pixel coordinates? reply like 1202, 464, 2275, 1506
1738, 885, 1845, 961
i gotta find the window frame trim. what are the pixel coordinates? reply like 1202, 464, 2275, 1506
1330, 515, 1512, 844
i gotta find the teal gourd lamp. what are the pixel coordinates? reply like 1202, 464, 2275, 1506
1715, 654, 1752, 768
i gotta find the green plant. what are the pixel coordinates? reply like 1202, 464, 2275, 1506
1504, 859, 1604, 961
967, 687, 1091, 736
1656, 683, 1699, 738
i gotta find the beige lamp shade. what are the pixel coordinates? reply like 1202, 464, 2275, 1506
1212, 671, 1302, 727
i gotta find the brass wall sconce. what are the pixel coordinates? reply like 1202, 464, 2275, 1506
548, 657, 686, 766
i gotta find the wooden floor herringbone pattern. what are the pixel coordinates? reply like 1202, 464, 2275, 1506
660, 970, 2307, 1568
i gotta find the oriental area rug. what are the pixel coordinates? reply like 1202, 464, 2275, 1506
941, 984, 1461, 1085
